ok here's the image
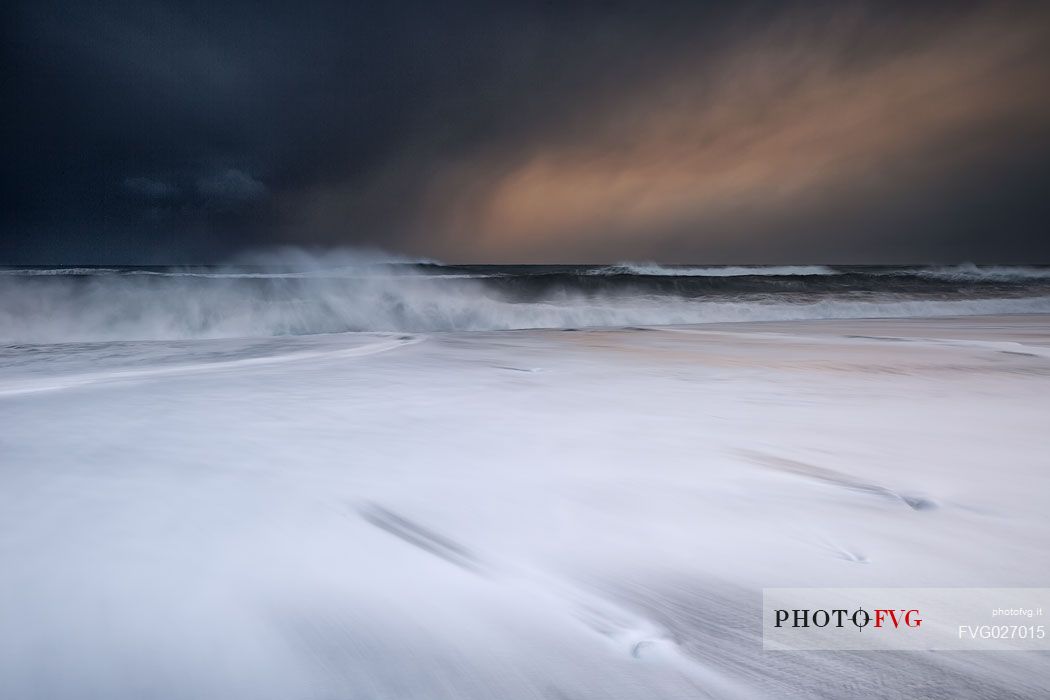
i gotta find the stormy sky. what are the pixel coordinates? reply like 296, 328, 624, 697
3, 1, 1049, 264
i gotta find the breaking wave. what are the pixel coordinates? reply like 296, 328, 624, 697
2, 263, 1050, 342
905, 263, 1050, 282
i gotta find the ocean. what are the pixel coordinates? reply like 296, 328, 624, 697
3, 262, 1050, 342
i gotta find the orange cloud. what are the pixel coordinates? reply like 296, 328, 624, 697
417, 4, 1050, 260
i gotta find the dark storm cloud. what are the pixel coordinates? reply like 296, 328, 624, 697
197, 169, 266, 203
2, 1, 1049, 263
124, 177, 179, 200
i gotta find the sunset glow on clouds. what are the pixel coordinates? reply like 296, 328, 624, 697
6, 1, 1050, 263
407, 5, 1050, 260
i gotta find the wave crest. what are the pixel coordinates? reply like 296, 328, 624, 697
909, 264, 1050, 282
2, 272, 1049, 343
594, 263, 840, 277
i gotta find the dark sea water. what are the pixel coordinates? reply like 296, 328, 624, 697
2, 262, 1049, 342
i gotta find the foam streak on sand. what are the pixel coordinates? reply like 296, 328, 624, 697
1, 315, 1049, 698
0, 334, 423, 397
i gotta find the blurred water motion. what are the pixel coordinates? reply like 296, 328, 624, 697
1, 267, 1049, 697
